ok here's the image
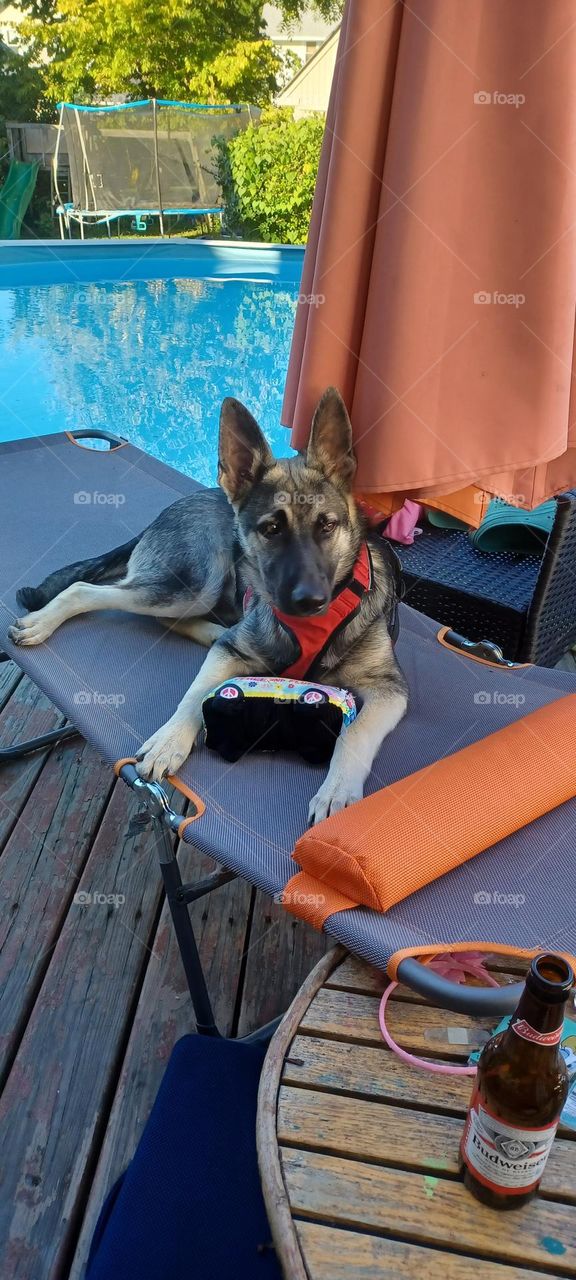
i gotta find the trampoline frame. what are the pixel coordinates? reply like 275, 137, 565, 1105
55, 203, 224, 240
53, 98, 251, 240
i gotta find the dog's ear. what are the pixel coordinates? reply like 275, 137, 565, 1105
218, 398, 273, 503
306, 387, 356, 489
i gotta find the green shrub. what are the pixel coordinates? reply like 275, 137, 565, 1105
215, 107, 324, 245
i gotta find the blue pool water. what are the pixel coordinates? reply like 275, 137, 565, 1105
0, 272, 299, 486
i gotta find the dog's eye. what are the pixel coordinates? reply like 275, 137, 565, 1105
317, 516, 338, 535
259, 519, 283, 539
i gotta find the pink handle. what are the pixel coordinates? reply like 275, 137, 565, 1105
379, 952, 501, 1075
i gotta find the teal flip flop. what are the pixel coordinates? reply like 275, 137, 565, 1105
470, 498, 556, 554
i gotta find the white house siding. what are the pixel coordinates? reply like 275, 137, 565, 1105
276, 24, 339, 115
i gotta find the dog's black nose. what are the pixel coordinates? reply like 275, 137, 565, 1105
289, 585, 328, 615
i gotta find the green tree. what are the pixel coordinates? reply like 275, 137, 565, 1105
0, 42, 54, 188
20, 0, 276, 104
0, 43, 51, 127
20, 0, 343, 107
188, 40, 282, 107
273, 1, 342, 20
22, 0, 267, 101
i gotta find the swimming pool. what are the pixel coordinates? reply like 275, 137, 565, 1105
0, 240, 304, 486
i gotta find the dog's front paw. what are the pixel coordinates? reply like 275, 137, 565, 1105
308, 770, 365, 826
8, 610, 54, 647
136, 718, 197, 782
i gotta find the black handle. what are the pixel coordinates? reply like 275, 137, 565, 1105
397, 956, 524, 1014
443, 630, 521, 668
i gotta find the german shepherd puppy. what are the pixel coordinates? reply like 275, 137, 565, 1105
9, 388, 408, 823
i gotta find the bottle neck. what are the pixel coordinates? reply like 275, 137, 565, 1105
508, 985, 566, 1048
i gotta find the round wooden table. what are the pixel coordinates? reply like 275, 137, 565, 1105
257, 947, 576, 1280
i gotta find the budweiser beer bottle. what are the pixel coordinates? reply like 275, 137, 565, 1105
460, 953, 573, 1209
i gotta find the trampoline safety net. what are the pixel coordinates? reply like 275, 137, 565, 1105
57, 99, 251, 216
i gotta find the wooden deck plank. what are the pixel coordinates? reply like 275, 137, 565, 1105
0, 734, 114, 1087
188, 859, 253, 1038
68, 841, 253, 1280
277, 1086, 576, 1200
300, 988, 493, 1057
0, 659, 21, 710
296, 1222, 564, 1280
282, 1149, 576, 1274
0, 780, 185, 1280
236, 889, 332, 1038
0, 675, 68, 854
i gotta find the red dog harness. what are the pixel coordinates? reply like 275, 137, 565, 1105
273, 541, 374, 679
243, 507, 401, 680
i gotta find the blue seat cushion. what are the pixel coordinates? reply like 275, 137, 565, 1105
86, 1036, 281, 1280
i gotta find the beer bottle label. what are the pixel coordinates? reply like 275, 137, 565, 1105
461, 1088, 559, 1194
511, 1017, 563, 1046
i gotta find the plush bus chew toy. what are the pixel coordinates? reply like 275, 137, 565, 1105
202, 676, 357, 765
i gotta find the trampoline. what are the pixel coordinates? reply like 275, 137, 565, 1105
53, 99, 252, 238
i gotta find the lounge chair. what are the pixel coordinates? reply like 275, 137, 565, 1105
1, 429, 575, 1027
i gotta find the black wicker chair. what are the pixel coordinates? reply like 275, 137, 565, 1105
390, 491, 576, 666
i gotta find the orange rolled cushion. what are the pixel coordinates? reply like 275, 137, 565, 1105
285, 696, 576, 929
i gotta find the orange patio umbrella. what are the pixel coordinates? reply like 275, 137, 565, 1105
282, 0, 576, 526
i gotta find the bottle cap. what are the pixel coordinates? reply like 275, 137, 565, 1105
526, 953, 574, 1003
